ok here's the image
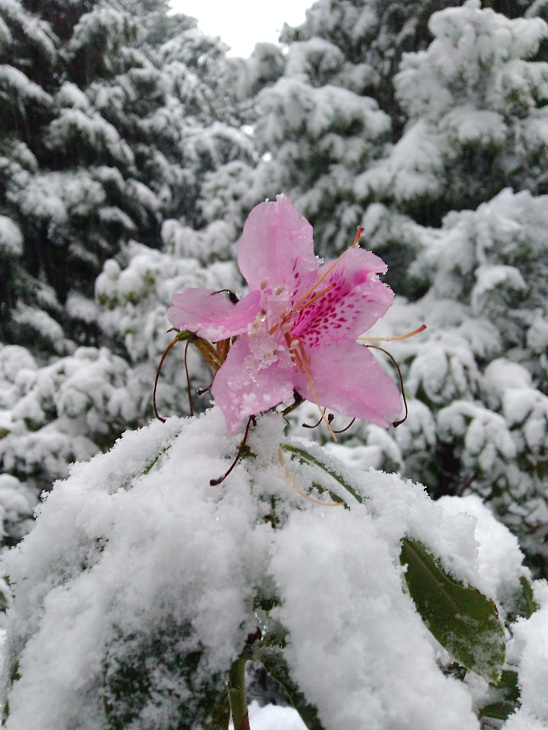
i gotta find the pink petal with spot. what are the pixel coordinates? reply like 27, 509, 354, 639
293, 340, 402, 428
167, 288, 260, 341
237, 196, 318, 294
292, 248, 394, 346
211, 336, 296, 433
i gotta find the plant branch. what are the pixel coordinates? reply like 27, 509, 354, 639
228, 656, 249, 730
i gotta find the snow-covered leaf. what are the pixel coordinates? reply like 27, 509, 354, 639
400, 537, 506, 683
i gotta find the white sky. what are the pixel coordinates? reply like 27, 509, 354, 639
169, 0, 313, 57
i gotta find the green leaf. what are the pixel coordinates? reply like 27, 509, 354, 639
0, 586, 9, 612
479, 700, 516, 720
479, 670, 520, 721
505, 576, 539, 624
254, 645, 325, 730
517, 576, 539, 620
102, 618, 228, 730
250, 610, 324, 730
279, 443, 361, 504
203, 688, 230, 730
400, 538, 506, 683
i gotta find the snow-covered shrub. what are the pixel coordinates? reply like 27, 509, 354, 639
342, 191, 548, 570
357, 1, 548, 221
0, 344, 133, 495
253, 74, 392, 253
0, 234, 243, 544
2, 408, 545, 730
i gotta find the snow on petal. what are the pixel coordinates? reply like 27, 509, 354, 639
168, 196, 403, 433
211, 336, 295, 433
167, 288, 260, 341
237, 196, 318, 293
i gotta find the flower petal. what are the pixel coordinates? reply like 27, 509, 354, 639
167, 288, 260, 341
292, 248, 394, 346
211, 336, 296, 433
293, 340, 403, 428
237, 196, 318, 293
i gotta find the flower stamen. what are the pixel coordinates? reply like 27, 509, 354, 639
364, 343, 408, 427
184, 340, 193, 417
293, 285, 334, 314
302, 408, 327, 429
351, 226, 365, 248
153, 330, 196, 423
278, 449, 343, 507
359, 324, 427, 343
331, 417, 356, 434
210, 416, 255, 486
292, 226, 364, 311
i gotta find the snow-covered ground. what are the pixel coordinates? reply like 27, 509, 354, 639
233, 702, 306, 730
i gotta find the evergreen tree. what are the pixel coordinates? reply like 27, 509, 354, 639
0, 0, 253, 538
358, 0, 548, 227
255, 1, 548, 574
232, 0, 548, 260
280, 0, 548, 129
0, 0, 251, 352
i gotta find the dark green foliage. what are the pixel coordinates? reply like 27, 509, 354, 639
254, 646, 325, 730
0, 0, 248, 354
479, 669, 521, 721
400, 538, 506, 683
103, 618, 227, 730
506, 576, 540, 622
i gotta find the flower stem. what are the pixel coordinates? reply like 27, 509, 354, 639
192, 337, 224, 371
228, 656, 250, 730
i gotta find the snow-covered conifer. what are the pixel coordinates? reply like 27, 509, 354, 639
0, 0, 254, 542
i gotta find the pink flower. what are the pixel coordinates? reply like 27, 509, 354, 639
168, 196, 402, 434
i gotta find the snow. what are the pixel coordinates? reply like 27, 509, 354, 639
472, 265, 527, 316
56, 81, 90, 111
3, 0, 548, 726
46, 109, 135, 168
2, 407, 543, 729
355, 120, 444, 203
441, 106, 507, 146
357, 5, 548, 220
504, 582, 548, 728
16, 174, 67, 224
0, 474, 34, 540
285, 38, 345, 80
0, 216, 22, 256
437, 495, 524, 603
0, 342, 144, 502
527, 314, 548, 353
65, 293, 100, 325
0, 16, 10, 47
392, 399, 436, 455
242, 701, 306, 729
271, 505, 476, 730
0, 64, 52, 106
11, 306, 66, 352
